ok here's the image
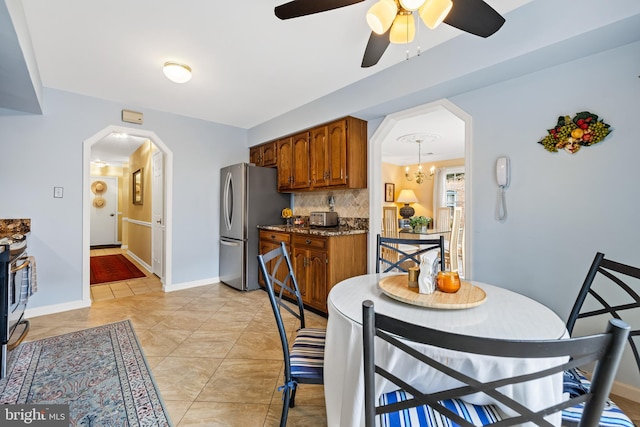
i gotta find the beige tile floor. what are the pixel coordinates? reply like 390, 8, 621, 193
24, 248, 328, 426
20, 248, 640, 426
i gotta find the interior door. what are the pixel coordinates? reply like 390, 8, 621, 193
90, 176, 118, 246
152, 151, 164, 279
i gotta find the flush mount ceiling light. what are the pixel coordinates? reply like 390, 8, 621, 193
91, 160, 108, 168
163, 62, 192, 83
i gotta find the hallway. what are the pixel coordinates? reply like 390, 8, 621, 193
90, 247, 163, 301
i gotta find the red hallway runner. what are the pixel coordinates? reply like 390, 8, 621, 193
90, 254, 146, 285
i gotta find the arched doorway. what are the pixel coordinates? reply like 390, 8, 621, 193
368, 99, 473, 277
82, 125, 173, 304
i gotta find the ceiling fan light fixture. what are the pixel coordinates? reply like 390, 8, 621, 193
163, 61, 192, 83
389, 12, 415, 44
366, 0, 398, 34
399, 0, 426, 11
419, 0, 453, 29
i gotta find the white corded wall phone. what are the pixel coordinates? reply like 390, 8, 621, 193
496, 156, 510, 222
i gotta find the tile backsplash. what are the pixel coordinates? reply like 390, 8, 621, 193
293, 189, 369, 218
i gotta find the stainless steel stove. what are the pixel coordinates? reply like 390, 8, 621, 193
0, 234, 32, 378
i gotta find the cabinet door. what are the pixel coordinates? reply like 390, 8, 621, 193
277, 137, 293, 191
292, 247, 309, 301
310, 126, 328, 188
258, 240, 278, 288
261, 141, 277, 167
291, 132, 311, 189
307, 249, 328, 311
327, 119, 347, 186
250, 145, 262, 166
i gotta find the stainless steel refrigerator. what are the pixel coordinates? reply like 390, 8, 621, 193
219, 163, 290, 291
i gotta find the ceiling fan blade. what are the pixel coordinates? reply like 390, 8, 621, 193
361, 30, 391, 68
275, 0, 364, 20
443, 0, 505, 38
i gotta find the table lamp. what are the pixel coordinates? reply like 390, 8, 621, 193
397, 189, 418, 219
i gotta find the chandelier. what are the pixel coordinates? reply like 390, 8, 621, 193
403, 139, 435, 184
366, 0, 453, 44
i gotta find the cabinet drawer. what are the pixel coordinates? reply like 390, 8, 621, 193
292, 235, 327, 250
260, 230, 291, 244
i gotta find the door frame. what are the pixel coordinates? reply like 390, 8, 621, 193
151, 150, 164, 279
82, 125, 173, 304
368, 98, 473, 278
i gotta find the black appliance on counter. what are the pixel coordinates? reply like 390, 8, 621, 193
0, 240, 31, 378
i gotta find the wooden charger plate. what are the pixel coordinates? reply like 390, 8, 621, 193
378, 274, 487, 309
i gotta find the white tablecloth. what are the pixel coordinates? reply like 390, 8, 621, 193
324, 273, 568, 427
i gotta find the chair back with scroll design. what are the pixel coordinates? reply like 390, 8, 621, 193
362, 300, 630, 427
257, 242, 325, 427
567, 252, 640, 375
376, 234, 445, 273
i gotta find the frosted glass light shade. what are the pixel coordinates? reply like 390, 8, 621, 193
389, 13, 415, 44
366, 0, 398, 34
399, 0, 426, 11
419, 0, 453, 29
163, 62, 192, 83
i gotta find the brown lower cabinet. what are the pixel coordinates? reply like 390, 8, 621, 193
258, 230, 367, 314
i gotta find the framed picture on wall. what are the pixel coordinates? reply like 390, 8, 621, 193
384, 183, 395, 202
133, 168, 143, 205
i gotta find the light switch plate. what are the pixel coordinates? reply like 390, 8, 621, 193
54, 187, 63, 198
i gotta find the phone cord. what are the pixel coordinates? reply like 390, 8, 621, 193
498, 186, 507, 222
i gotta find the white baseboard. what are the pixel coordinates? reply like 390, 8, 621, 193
126, 250, 152, 273
164, 277, 219, 292
25, 298, 91, 319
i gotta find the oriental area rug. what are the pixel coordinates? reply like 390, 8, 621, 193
0, 320, 173, 427
90, 254, 146, 285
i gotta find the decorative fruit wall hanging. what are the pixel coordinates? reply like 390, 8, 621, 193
538, 111, 612, 154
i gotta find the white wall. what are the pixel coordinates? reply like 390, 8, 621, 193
0, 88, 247, 308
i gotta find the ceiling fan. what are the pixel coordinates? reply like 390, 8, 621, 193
274, 0, 505, 68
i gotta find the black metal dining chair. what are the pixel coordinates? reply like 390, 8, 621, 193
376, 234, 445, 273
257, 242, 325, 427
561, 252, 639, 427
362, 299, 630, 427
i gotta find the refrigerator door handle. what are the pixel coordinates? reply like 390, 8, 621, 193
223, 170, 233, 231
220, 239, 240, 247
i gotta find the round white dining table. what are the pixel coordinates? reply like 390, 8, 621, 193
324, 273, 568, 427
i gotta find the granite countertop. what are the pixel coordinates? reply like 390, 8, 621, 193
258, 224, 367, 237
0, 218, 31, 238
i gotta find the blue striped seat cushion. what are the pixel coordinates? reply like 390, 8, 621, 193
290, 327, 325, 380
379, 390, 504, 427
561, 370, 634, 427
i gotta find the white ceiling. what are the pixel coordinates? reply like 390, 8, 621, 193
10, 0, 531, 164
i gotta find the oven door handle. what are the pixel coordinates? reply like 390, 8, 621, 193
11, 259, 30, 273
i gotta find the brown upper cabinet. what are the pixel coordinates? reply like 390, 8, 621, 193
269, 116, 367, 192
278, 133, 311, 191
249, 140, 277, 167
